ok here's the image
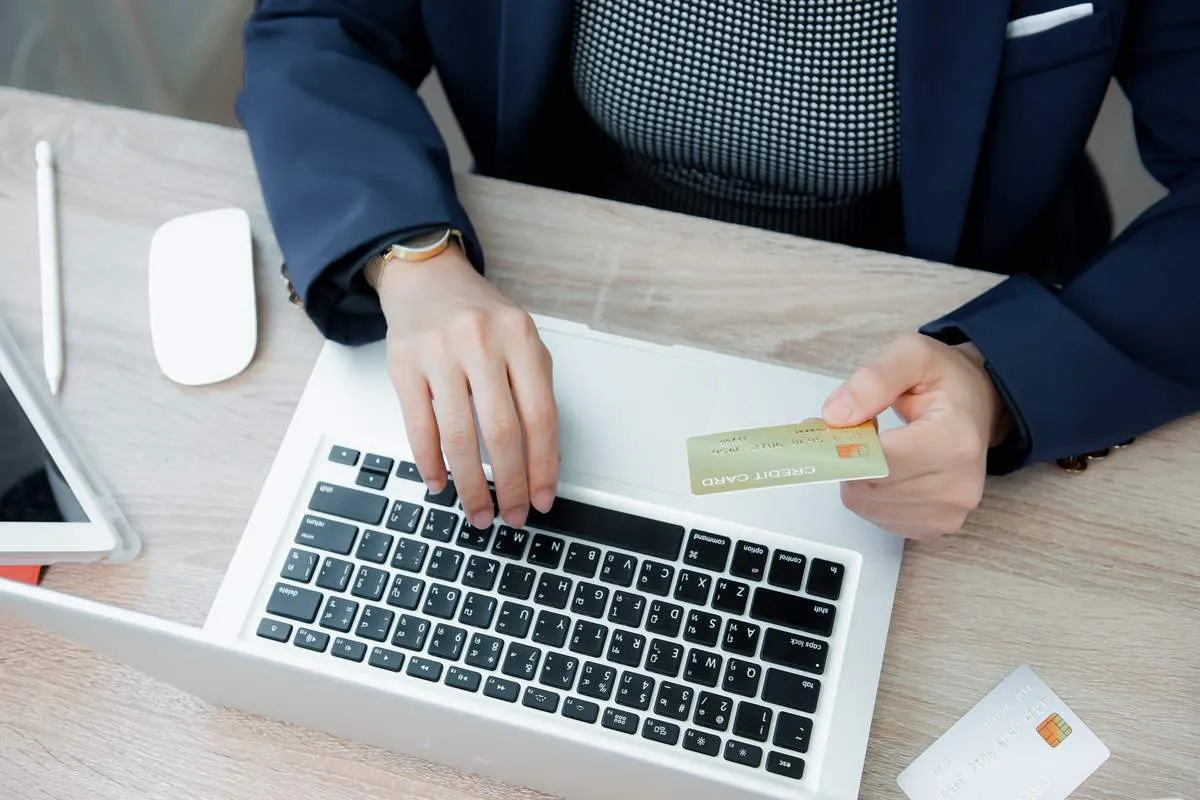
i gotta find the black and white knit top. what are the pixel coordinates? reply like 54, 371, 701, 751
570, 0, 903, 248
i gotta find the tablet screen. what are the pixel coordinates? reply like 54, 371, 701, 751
0, 369, 88, 524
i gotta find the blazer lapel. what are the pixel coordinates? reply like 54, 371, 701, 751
898, 0, 1010, 262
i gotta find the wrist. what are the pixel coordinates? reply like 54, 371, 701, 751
956, 342, 1014, 447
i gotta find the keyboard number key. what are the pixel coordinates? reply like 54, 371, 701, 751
654, 682, 694, 721
539, 652, 579, 690
732, 702, 772, 742
577, 661, 616, 701
391, 615, 430, 651
616, 672, 655, 711
693, 691, 733, 732
465, 633, 504, 671
428, 624, 468, 660
502, 642, 542, 680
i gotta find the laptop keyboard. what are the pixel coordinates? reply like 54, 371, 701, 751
257, 444, 848, 784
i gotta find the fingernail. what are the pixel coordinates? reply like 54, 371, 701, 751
471, 511, 494, 530
426, 478, 445, 495
503, 505, 529, 528
532, 489, 555, 514
823, 389, 853, 424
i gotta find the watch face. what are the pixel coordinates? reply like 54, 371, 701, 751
402, 227, 451, 252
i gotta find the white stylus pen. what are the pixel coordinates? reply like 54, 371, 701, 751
35, 140, 63, 395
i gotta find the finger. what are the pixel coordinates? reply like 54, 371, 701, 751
389, 360, 447, 494
465, 355, 530, 528
507, 338, 560, 514
841, 484, 965, 540
823, 334, 934, 426
873, 419, 949, 482
426, 364, 493, 529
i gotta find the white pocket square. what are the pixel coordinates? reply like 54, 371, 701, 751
1006, 2, 1094, 39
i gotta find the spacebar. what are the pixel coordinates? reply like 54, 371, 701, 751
524, 497, 685, 561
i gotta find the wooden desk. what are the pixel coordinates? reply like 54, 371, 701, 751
1, 88, 1196, 800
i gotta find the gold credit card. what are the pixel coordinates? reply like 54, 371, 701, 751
686, 417, 889, 495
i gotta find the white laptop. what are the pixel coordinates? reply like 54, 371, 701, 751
0, 313, 904, 800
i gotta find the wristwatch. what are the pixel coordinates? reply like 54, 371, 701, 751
363, 225, 464, 289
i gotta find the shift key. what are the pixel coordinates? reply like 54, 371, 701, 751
308, 482, 387, 525
265, 582, 323, 623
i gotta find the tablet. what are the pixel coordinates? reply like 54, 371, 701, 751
0, 314, 140, 565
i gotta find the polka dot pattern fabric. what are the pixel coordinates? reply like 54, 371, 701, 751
571, 0, 903, 246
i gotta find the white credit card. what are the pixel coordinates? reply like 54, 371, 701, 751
898, 664, 1109, 800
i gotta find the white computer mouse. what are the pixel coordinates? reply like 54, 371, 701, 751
147, 207, 257, 386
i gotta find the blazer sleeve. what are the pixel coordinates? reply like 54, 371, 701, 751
922, 1, 1200, 473
236, 0, 484, 346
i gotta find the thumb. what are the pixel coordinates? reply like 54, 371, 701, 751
822, 334, 934, 426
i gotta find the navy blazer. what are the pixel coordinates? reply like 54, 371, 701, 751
237, 0, 1200, 474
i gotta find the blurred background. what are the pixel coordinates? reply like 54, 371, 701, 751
1, 0, 1166, 234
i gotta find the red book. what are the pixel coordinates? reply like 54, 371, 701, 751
0, 565, 45, 585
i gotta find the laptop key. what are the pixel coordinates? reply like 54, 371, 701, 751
693, 691, 733, 732
465, 633, 504, 670
319, 597, 358, 633
457, 521, 493, 551
562, 543, 600, 578
606, 629, 645, 668
642, 718, 681, 746
390, 538, 428, 572
684, 649, 723, 687
571, 583, 609, 618
256, 618, 292, 642
362, 453, 394, 474
646, 601, 684, 637
446, 666, 482, 692
773, 712, 813, 753
684, 610, 721, 647
422, 584, 461, 619
646, 639, 684, 678
762, 669, 821, 714
355, 606, 395, 642
654, 682, 694, 721
308, 483, 386, 526
539, 652, 579, 690
684, 530, 731, 572
562, 697, 600, 724
355, 530, 394, 564
608, 591, 646, 627
329, 445, 359, 466
750, 589, 836, 638
525, 497, 685, 561
602, 708, 639, 735
296, 515, 358, 555
407, 656, 443, 682
426, 547, 464, 581
683, 729, 720, 757
767, 550, 807, 591
332, 637, 367, 663
462, 555, 500, 591
386, 500, 423, 534
316, 557, 355, 592
368, 646, 405, 672
617, 672, 655, 711
723, 740, 763, 769
674, 570, 712, 605
733, 702, 772, 742
385, 574, 425, 610
458, 592, 498, 628
637, 561, 675, 597
528, 533, 565, 569
483, 676, 521, 703
294, 627, 329, 652
600, 552, 637, 587
356, 468, 386, 491
266, 582, 322, 624
712, 579, 750, 615
569, 620, 609, 658
424, 480, 458, 507
498, 564, 536, 599
762, 628, 827, 675
428, 624, 467, 660
534, 574, 573, 609
422, 509, 460, 543
532, 611, 571, 648
577, 662, 616, 701
391, 615, 430, 650
495, 602, 534, 638
396, 461, 421, 482
281, 549, 319, 583
523, 686, 560, 713
352, 565, 389, 601
766, 751, 805, 780
502, 642, 542, 680
730, 541, 768, 581
492, 525, 530, 559
806, 558, 845, 601
723, 658, 762, 698
722, 619, 761, 657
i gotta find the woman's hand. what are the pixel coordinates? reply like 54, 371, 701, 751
377, 246, 559, 530
822, 334, 1011, 539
